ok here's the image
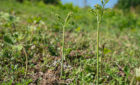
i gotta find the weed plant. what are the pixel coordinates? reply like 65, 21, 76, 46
60, 12, 72, 78
91, 0, 109, 84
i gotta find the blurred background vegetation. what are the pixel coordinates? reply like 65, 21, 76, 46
14, 0, 140, 13
15, 0, 140, 9
115, 0, 140, 12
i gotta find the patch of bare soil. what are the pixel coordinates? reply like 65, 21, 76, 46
40, 70, 59, 85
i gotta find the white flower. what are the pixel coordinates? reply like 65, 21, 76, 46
135, 67, 140, 81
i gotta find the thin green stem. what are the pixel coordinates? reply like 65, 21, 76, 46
93, 1, 107, 84
62, 24, 66, 61
60, 12, 72, 78
61, 24, 65, 78
23, 47, 28, 77
96, 11, 100, 85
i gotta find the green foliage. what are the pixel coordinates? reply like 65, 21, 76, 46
16, 0, 23, 3
43, 0, 60, 4
116, 0, 140, 9
4, 34, 15, 45
16, 0, 60, 4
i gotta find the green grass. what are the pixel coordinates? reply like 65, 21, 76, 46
0, 0, 140, 84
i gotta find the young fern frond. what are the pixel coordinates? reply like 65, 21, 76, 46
60, 12, 72, 78
91, 0, 109, 84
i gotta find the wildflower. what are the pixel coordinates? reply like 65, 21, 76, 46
136, 68, 140, 81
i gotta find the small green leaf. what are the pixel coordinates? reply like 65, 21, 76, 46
105, 0, 110, 4
75, 27, 81, 32
94, 4, 101, 10
12, 44, 23, 51
55, 14, 61, 20
65, 12, 73, 23
4, 34, 15, 44
101, 0, 104, 4
104, 48, 111, 54
89, 9, 97, 16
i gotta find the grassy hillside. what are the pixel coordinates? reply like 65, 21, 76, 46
0, 0, 140, 84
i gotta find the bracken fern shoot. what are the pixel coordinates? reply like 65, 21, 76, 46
91, 0, 109, 84
61, 12, 72, 78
